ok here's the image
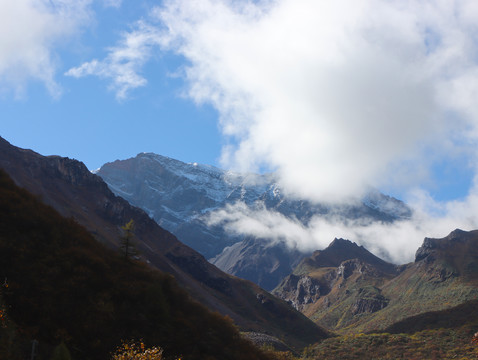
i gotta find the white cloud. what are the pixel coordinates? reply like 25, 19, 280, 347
205, 196, 478, 264
154, 0, 478, 203
64, 0, 478, 259
65, 21, 162, 100
0, 0, 92, 97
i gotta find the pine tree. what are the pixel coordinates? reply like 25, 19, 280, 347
120, 219, 137, 261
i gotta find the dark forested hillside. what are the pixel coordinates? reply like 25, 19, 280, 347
0, 169, 275, 360
0, 136, 328, 351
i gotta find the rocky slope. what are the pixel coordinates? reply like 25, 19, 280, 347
210, 237, 306, 291
0, 136, 328, 350
97, 153, 411, 289
273, 230, 478, 333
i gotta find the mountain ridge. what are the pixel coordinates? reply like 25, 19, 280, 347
97, 152, 412, 289
0, 168, 278, 360
273, 229, 478, 334
0, 136, 328, 350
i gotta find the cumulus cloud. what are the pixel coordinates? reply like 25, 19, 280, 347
0, 0, 92, 97
150, 0, 478, 261
153, 0, 478, 202
65, 21, 162, 100
66, 0, 478, 259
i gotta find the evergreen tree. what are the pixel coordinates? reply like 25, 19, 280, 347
120, 219, 137, 261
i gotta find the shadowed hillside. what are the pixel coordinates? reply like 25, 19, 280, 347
0, 136, 328, 351
0, 168, 278, 360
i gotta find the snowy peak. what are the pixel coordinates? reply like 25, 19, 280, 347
97, 152, 411, 265
362, 189, 412, 219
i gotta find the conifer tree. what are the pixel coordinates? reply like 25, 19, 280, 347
120, 219, 137, 261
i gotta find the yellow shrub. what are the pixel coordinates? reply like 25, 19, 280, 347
111, 341, 180, 360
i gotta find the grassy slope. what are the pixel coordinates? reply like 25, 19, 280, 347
303, 299, 478, 359
0, 169, 276, 360
303, 329, 478, 360
316, 265, 478, 335
353, 265, 478, 333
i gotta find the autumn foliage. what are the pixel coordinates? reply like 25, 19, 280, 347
111, 341, 168, 360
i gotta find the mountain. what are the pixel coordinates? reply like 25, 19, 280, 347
97, 153, 411, 289
0, 168, 276, 360
273, 230, 478, 334
96, 153, 273, 257
273, 238, 399, 329
0, 136, 328, 350
293, 238, 397, 275
210, 237, 306, 291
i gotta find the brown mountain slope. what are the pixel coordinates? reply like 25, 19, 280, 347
0, 136, 328, 349
302, 298, 478, 359
274, 231, 478, 334
273, 239, 398, 331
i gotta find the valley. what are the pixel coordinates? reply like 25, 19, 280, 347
1, 137, 478, 359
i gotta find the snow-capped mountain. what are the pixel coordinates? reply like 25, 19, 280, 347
97, 153, 279, 256
97, 153, 412, 289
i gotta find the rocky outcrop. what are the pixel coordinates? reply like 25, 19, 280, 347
275, 257, 391, 312
415, 229, 475, 262
275, 274, 330, 310
338, 259, 388, 279
350, 288, 389, 315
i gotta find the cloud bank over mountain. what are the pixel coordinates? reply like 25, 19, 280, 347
206, 195, 478, 264
70, 1, 478, 201
23, 0, 478, 261
148, 0, 478, 262
151, 0, 478, 202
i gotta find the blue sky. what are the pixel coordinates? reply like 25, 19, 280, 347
3, 0, 478, 236
2, 1, 222, 172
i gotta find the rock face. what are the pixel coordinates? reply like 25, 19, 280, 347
415, 229, 473, 262
0, 136, 329, 350
350, 288, 389, 315
274, 241, 395, 314
210, 237, 306, 291
274, 230, 478, 334
97, 153, 411, 289
275, 274, 329, 310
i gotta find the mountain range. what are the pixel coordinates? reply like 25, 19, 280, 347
273, 229, 478, 334
97, 152, 412, 289
3, 136, 478, 358
0, 136, 327, 352
95, 151, 478, 349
